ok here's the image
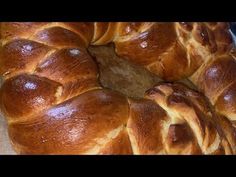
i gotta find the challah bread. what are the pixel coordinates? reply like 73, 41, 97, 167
111, 22, 236, 132
113, 23, 233, 80
190, 53, 236, 125
0, 22, 235, 154
145, 83, 236, 154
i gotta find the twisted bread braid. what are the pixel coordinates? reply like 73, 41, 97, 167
144, 83, 236, 154
114, 22, 233, 80
0, 22, 235, 154
111, 22, 236, 137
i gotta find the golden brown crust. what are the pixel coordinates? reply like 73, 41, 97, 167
190, 53, 236, 123
113, 22, 234, 81
92, 22, 109, 43
127, 99, 167, 154
216, 115, 236, 154
215, 82, 236, 121
145, 83, 234, 154
115, 23, 177, 67
0, 22, 104, 154
1, 22, 236, 155
98, 129, 133, 155
0, 39, 51, 78
34, 48, 99, 101
31, 26, 87, 48
0, 22, 94, 47
91, 22, 117, 45
190, 55, 236, 104
113, 22, 236, 154
0, 74, 61, 121
8, 89, 129, 154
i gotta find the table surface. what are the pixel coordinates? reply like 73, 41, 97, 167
0, 115, 16, 154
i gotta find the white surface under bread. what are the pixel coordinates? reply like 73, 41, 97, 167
0, 115, 16, 154
0, 76, 16, 154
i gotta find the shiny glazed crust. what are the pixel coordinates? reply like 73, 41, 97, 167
0, 22, 235, 154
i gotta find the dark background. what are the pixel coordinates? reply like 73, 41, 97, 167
231, 22, 236, 34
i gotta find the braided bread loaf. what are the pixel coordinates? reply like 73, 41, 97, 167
112, 22, 236, 140
0, 22, 235, 154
